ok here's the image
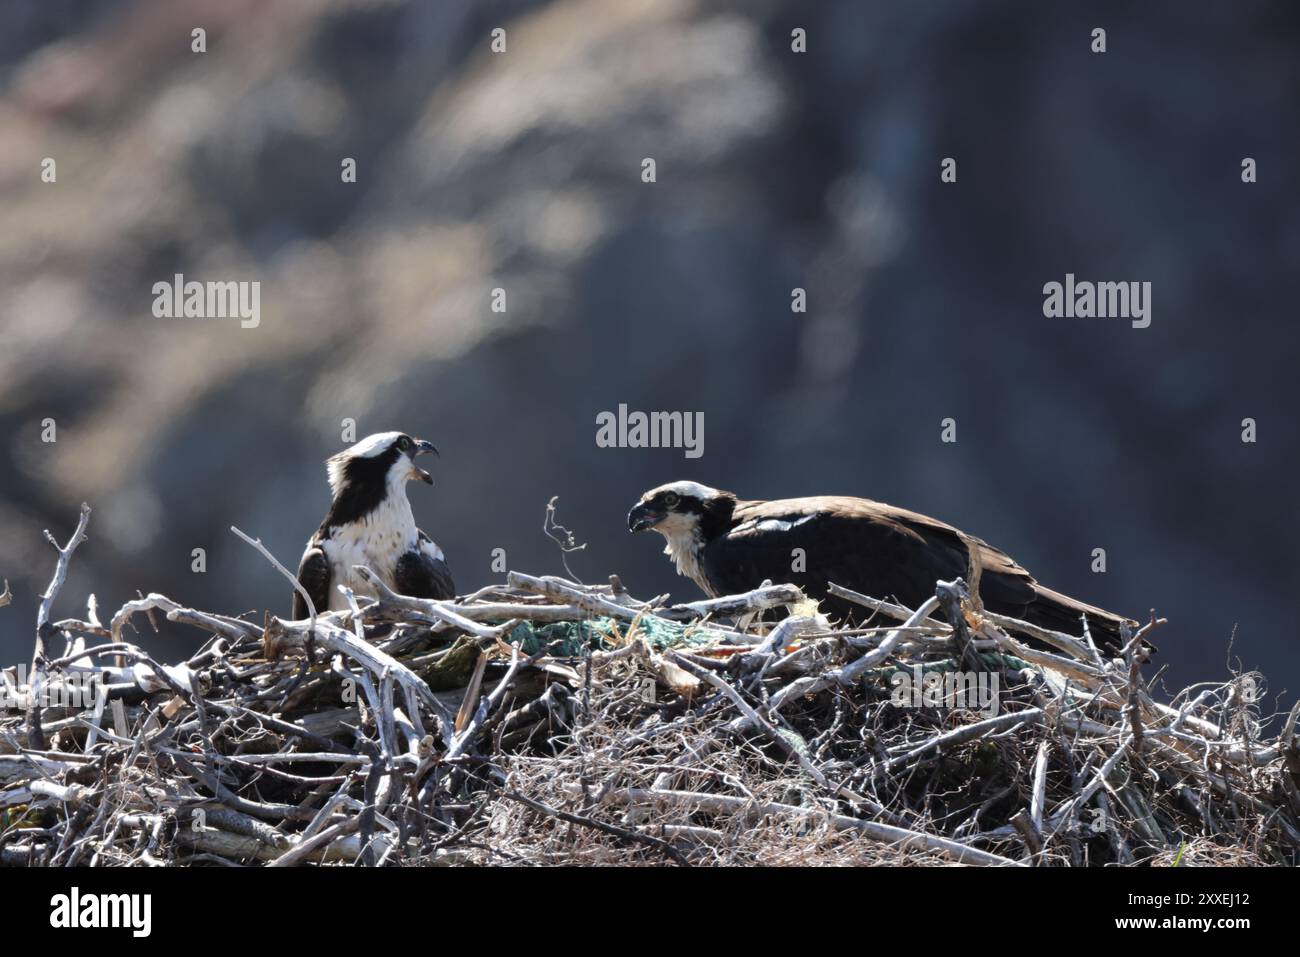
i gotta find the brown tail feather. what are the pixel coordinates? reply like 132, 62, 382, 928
1020, 584, 1137, 655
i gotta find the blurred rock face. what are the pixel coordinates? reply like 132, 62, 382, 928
0, 0, 1297, 694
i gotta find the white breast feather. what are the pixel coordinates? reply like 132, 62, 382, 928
321, 493, 419, 610
733, 515, 814, 535
658, 522, 713, 596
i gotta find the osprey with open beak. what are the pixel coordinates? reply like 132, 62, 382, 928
293, 431, 455, 617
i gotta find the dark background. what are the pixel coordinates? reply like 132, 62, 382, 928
0, 0, 1295, 705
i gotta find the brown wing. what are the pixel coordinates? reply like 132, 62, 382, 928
814, 497, 1040, 608
844, 497, 1132, 641
705, 497, 953, 618
710, 496, 1129, 646
395, 538, 456, 601
293, 544, 331, 619
704, 496, 1033, 613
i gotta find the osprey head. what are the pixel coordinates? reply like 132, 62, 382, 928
628, 481, 731, 537
326, 431, 439, 498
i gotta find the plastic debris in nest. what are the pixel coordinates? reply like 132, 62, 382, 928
3, 510, 1296, 868
505, 614, 718, 657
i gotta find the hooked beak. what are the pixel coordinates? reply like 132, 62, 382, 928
627, 502, 663, 532
411, 438, 439, 484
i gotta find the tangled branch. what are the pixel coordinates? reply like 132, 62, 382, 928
1, 508, 1296, 867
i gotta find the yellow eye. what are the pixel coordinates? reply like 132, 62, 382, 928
663, 492, 679, 507
398, 437, 411, 451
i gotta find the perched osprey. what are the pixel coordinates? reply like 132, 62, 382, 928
293, 432, 455, 617
628, 481, 1135, 650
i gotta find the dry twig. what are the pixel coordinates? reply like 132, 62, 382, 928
1, 509, 1294, 867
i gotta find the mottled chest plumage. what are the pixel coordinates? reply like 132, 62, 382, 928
319, 498, 419, 610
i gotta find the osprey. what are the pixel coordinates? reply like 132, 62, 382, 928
628, 481, 1135, 650
293, 432, 455, 617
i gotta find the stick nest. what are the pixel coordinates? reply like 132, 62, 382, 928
3, 533, 1299, 866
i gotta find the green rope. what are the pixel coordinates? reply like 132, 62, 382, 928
503, 616, 716, 657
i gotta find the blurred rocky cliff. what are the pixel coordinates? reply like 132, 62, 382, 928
1, 0, 1297, 696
